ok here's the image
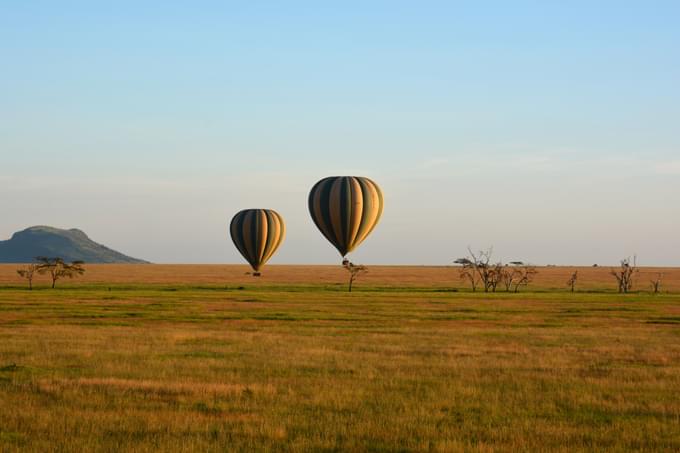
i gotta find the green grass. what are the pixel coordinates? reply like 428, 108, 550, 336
0, 285, 679, 452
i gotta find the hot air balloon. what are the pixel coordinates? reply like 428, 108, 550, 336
308, 176, 383, 259
230, 209, 285, 276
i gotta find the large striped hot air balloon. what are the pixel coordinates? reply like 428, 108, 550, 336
230, 209, 285, 276
308, 176, 384, 258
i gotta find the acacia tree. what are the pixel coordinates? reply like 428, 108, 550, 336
487, 262, 505, 292
342, 259, 367, 293
455, 249, 536, 293
501, 265, 520, 292
501, 262, 529, 292
16, 264, 39, 290
567, 270, 578, 293
650, 273, 663, 294
454, 247, 496, 292
511, 264, 537, 293
35, 257, 86, 288
454, 257, 479, 292
610, 256, 638, 293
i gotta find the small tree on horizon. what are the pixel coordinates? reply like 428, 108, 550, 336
488, 262, 504, 292
343, 259, 367, 293
454, 247, 496, 292
511, 264, 537, 293
35, 257, 86, 288
453, 257, 479, 292
455, 248, 536, 293
610, 256, 638, 294
650, 273, 663, 294
567, 270, 578, 293
501, 262, 527, 292
16, 264, 39, 290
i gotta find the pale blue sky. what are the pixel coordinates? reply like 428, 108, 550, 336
2, 1, 679, 265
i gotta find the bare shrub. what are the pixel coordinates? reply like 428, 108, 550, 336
17, 264, 39, 290
455, 249, 536, 293
650, 273, 663, 294
610, 256, 638, 294
567, 271, 578, 293
454, 247, 495, 292
510, 263, 537, 293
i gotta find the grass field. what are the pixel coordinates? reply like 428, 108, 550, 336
2, 264, 680, 292
1, 266, 679, 452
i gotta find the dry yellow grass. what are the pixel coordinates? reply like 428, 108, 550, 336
1, 264, 679, 291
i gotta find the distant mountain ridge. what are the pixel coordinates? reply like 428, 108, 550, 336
0, 226, 148, 263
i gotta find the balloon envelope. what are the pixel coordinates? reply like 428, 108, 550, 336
308, 176, 383, 257
230, 209, 285, 272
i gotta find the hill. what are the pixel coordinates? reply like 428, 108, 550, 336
0, 226, 149, 263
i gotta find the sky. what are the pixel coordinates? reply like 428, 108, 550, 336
1, 1, 679, 265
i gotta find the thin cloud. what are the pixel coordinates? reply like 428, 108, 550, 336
419, 158, 450, 169
654, 160, 680, 175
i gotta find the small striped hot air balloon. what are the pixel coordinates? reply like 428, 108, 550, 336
308, 176, 383, 259
230, 209, 285, 276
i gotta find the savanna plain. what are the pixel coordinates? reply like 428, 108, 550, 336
0, 265, 679, 452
